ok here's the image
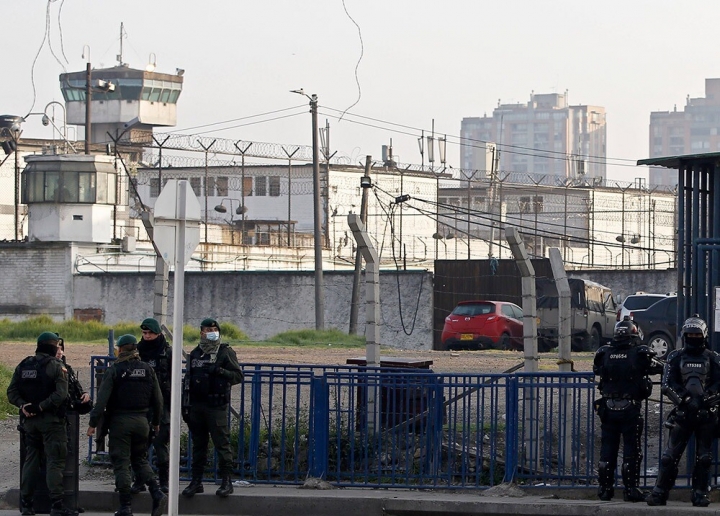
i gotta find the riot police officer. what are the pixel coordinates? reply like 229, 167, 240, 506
130, 318, 172, 494
55, 336, 93, 415
7, 332, 71, 516
593, 316, 663, 502
647, 316, 720, 507
181, 318, 243, 498
87, 334, 167, 516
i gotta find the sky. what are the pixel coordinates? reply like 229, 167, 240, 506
4, 0, 720, 182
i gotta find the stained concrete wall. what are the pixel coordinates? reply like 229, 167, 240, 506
72, 270, 434, 350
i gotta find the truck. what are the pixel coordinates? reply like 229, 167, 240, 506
536, 278, 617, 352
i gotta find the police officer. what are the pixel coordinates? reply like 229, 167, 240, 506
181, 318, 243, 498
130, 318, 172, 494
7, 332, 71, 516
646, 316, 720, 507
87, 334, 167, 516
593, 316, 663, 502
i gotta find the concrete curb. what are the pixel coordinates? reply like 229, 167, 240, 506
4, 483, 717, 516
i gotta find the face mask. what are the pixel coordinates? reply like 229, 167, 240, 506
205, 331, 220, 341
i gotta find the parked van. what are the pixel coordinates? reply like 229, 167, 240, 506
536, 278, 617, 352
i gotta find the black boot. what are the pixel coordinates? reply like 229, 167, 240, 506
158, 468, 169, 494
148, 481, 168, 516
215, 475, 234, 498
20, 496, 35, 516
50, 499, 77, 516
692, 491, 711, 507
129, 478, 146, 495
182, 477, 204, 498
623, 487, 648, 502
114, 493, 133, 516
646, 489, 667, 506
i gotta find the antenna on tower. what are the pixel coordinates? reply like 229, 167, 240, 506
116, 22, 127, 67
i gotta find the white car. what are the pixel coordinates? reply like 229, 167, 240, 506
616, 292, 669, 322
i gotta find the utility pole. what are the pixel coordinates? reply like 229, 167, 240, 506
307, 94, 325, 330
85, 62, 91, 154
350, 156, 372, 334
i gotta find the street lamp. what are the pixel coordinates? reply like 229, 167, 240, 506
291, 88, 324, 330
214, 198, 246, 245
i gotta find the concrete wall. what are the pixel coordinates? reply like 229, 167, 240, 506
73, 270, 434, 350
0, 242, 73, 319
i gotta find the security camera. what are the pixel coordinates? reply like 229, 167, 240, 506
42, 115, 50, 127
124, 117, 140, 129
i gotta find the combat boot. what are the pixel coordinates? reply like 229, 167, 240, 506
623, 487, 648, 502
646, 490, 667, 506
182, 477, 204, 498
598, 487, 614, 501
129, 478, 146, 494
148, 481, 168, 516
215, 474, 234, 497
692, 491, 711, 507
114, 494, 133, 516
20, 496, 35, 516
50, 499, 77, 516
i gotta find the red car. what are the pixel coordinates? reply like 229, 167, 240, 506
442, 300, 524, 351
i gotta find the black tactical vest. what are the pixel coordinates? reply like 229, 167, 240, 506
599, 345, 644, 400
139, 339, 171, 401
679, 352, 710, 398
110, 360, 154, 411
17, 356, 55, 405
188, 346, 231, 407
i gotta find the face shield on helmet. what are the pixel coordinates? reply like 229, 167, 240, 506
613, 316, 643, 344
682, 316, 708, 351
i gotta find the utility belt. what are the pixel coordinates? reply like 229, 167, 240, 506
604, 398, 640, 411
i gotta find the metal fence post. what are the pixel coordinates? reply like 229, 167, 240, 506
503, 375, 518, 483
309, 375, 329, 478
249, 370, 262, 473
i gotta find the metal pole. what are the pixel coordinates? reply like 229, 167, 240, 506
282, 147, 299, 247
168, 181, 188, 516
310, 95, 325, 330
85, 62, 91, 155
233, 142, 252, 246
350, 156, 372, 334
13, 131, 20, 240
198, 140, 216, 244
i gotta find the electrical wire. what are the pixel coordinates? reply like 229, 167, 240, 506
338, 0, 364, 121
172, 105, 308, 134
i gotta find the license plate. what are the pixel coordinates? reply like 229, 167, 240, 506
460, 334, 473, 341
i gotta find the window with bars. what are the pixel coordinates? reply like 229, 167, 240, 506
256, 176, 267, 196
150, 178, 160, 198
269, 176, 280, 196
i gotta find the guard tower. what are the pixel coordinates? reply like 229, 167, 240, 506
21, 154, 118, 243
638, 152, 720, 350
59, 62, 183, 145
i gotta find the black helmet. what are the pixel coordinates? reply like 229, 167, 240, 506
682, 315, 708, 351
613, 316, 643, 344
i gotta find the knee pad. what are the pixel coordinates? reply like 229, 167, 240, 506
659, 454, 676, 468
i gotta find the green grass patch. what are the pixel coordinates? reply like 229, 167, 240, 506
0, 363, 16, 420
0, 316, 248, 345
263, 329, 365, 348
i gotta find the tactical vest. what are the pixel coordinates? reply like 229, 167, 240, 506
110, 360, 154, 411
679, 352, 710, 399
17, 356, 55, 405
188, 345, 231, 407
139, 339, 172, 401
599, 344, 645, 400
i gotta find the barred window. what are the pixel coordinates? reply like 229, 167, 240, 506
269, 176, 280, 196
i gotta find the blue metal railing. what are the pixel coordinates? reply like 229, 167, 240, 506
87, 360, 719, 490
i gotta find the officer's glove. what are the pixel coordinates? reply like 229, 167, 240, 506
203, 363, 219, 375
25, 403, 42, 415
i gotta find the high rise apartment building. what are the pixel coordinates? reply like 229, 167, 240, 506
461, 92, 607, 182
648, 78, 720, 186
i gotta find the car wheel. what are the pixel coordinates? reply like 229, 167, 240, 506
648, 333, 672, 359
498, 333, 511, 350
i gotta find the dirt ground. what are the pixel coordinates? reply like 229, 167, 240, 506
0, 342, 595, 502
